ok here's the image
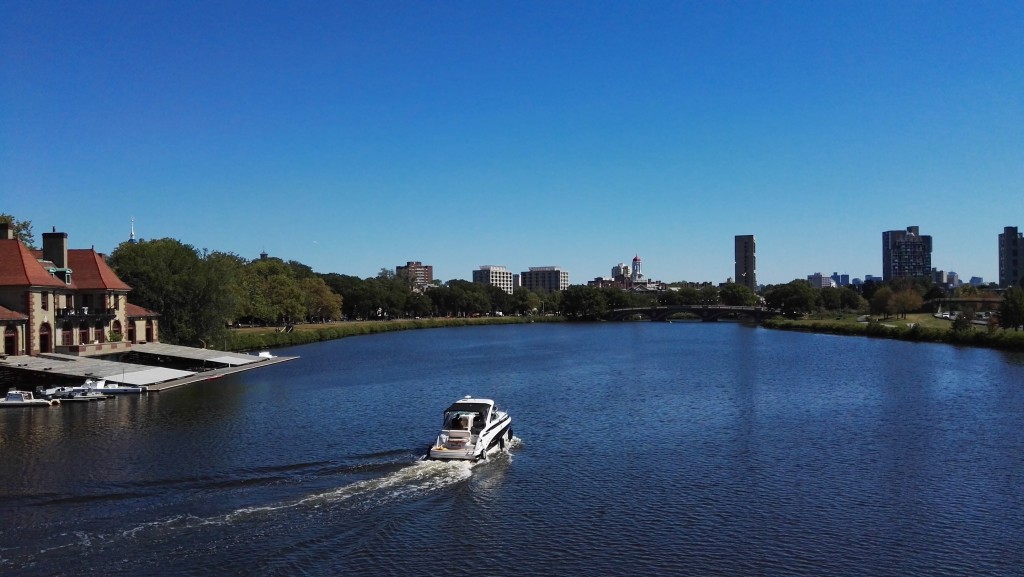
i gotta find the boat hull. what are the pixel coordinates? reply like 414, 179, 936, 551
428, 418, 512, 461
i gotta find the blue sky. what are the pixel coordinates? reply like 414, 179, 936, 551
2, 1, 1021, 285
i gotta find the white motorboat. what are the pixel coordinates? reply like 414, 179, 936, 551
428, 396, 513, 461
37, 385, 108, 401
77, 378, 146, 394
0, 390, 60, 407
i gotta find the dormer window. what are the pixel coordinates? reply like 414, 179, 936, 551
65, 271, 71, 284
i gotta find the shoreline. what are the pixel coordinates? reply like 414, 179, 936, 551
221, 313, 1024, 353
223, 316, 566, 352
761, 316, 1024, 352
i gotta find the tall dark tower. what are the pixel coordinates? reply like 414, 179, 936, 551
734, 235, 756, 292
882, 226, 932, 282
999, 226, 1024, 287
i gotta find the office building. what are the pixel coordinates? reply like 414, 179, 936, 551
882, 226, 932, 282
807, 272, 836, 288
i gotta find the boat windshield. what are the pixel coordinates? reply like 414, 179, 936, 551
443, 403, 491, 429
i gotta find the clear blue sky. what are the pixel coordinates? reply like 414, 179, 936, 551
3, 1, 1021, 285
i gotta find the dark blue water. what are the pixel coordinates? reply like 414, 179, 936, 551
2, 322, 1023, 576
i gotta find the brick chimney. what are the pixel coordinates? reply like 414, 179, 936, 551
42, 227, 68, 268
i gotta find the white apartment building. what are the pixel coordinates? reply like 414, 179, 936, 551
472, 265, 515, 294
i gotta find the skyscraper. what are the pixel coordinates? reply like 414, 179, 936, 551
734, 235, 756, 292
882, 226, 932, 282
999, 226, 1024, 287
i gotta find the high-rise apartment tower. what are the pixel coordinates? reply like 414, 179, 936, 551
999, 226, 1024, 287
734, 235, 756, 292
882, 226, 932, 282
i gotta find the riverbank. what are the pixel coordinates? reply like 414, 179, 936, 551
224, 315, 565, 351
763, 313, 1024, 351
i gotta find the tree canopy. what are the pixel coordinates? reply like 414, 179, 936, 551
108, 239, 242, 346
0, 213, 36, 248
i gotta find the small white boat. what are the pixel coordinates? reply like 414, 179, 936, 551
0, 390, 60, 407
428, 396, 513, 461
76, 378, 145, 394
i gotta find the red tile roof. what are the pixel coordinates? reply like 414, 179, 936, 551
0, 304, 28, 321
126, 303, 160, 318
66, 249, 132, 291
0, 239, 67, 288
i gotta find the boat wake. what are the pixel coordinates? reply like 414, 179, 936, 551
3, 455, 502, 571
127, 458, 479, 536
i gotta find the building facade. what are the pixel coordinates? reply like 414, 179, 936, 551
0, 224, 158, 357
472, 265, 515, 294
734, 235, 756, 292
999, 226, 1024, 288
807, 272, 836, 288
520, 266, 569, 293
882, 226, 932, 282
396, 261, 434, 291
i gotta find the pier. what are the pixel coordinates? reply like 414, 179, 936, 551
0, 343, 296, 392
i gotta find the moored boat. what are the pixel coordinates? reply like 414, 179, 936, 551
77, 378, 146, 394
36, 385, 109, 401
427, 396, 513, 461
0, 390, 60, 407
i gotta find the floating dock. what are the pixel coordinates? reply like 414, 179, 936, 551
0, 344, 296, 392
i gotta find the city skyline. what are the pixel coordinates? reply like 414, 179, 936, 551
3, 3, 1021, 285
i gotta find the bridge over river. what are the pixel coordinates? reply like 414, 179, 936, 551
606, 305, 781, 322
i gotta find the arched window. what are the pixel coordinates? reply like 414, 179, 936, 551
145, 320, 154, 343
127, 321, 136, 343
111, 320, 123, 341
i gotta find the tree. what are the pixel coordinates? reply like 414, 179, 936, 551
764, 280, 819, 318
1000, 287, 1024, 331
0, 213, 36, 248
300, 277, 342, 322
241, 257, 305, 325
511, 287, 542, 315
870, 286, 895, 319
839, 287, 867, 312
819, 287, 844, 311
720, 283, 758, 306
892, 289, 923, 319
108, 239, 239, 345
951, 305, 976, 334
560, 286, 607, 320
697, 286, 720, 306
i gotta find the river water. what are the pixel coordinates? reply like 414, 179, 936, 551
2, 322, 1023, 576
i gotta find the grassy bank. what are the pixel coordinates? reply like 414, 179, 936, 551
763, 313, 1024, 351
223, 316, 565, 351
